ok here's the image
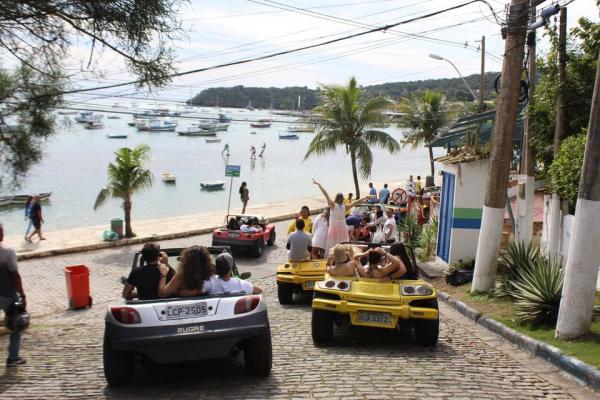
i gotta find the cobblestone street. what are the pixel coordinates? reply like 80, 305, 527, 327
0, 221, 598, 399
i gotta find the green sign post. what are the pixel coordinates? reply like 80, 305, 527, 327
225, 165, 241, 218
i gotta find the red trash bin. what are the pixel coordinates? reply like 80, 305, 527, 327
64, 265, 92, 309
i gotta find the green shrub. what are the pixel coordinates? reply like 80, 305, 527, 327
399, 213, 421, 250
417, 222, 437, 262
449, 258, 475, 271
495, 241, 540, 298
548, 133, 587, 211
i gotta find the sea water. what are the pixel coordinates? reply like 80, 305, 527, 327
0, 102, 444, 234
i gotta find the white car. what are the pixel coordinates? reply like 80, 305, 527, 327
103, 247, 272, 386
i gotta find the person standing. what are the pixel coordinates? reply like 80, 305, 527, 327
415, 175, 423, 196
239, 182, 250, 214
0, 224, 27, 367
250, 145, 257, 160
23, 196, 33, 241
343, 193, 353, 216
26, 195, 44, 243
379, 184, 390, 204
313, 179, 367, 257
311, 208, 329, 259
259, 142, 266, 158
222, 143, 230, 157
368, 182, 378, 204
286, 206, 313, 235
383, 208, 398, 243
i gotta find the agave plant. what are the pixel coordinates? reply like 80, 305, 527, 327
417, 221, 437, 262
495, 241, 540, 298
507, 256, 565, 325
399, 213, 421, 250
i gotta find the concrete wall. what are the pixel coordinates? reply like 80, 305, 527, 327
439, 159, 489, 267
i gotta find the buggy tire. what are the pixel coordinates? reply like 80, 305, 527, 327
244, 333, 272, 376
252, 239, 264, 258
413, 299, 439, 346
103, 334, 134, 386
267, 229, 276, 246
312, 309, 334, 344
277, 282, 294, 304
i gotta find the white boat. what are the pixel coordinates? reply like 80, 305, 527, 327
106, 115, 121, 119
250, 119, 272, 128
279, 133, 299, 140
137, 120, 177, 132
107, 133, 128, 139
161, 170, 176, 183
84, 121, 104, 129
74, 112, 102, 123
200, 181, 225, 191
10, 192, 52, 205
215, 123, 229, 131
205, 138, 221, 143
0, 196, 14, 206
177, 127, 217, 136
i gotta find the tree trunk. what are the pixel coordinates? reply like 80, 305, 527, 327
555, 51, 600, 340
124, 196, 133, 238
428, 146, 435, 178
350, 149, 360, 198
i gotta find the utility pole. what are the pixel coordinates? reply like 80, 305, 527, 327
555, 50, 600, 340
471, 0, 529, 293
516, 2, 538, 244
546, 7, 567, 258
479, 35, 486, 112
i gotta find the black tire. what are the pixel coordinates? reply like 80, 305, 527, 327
103, 334, 134, 386
413, 299, 439, 346
244, 333, 272, 376
312, 309, 334, 344
88, 296, 93, 308
277, 282, 294, 304
252, 238, 264, 258
267, 229, 276, 246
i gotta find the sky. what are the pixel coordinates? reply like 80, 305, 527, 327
58, 0, 599, 102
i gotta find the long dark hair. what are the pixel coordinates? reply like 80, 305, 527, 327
239, 181, 247, 195
178, 246, 214, 290
24, 196, 33, 208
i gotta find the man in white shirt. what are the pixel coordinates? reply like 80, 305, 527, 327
383, 208, 398, 243
214, 253, 261, 295
240, 219, 261, 233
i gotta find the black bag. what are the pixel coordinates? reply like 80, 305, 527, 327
4, 299, 29, 332
445, 269, 474, 286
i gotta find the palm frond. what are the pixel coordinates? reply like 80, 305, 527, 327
94, 187, 111, 210
363, 130, 400, 153
353, 139, 374, 179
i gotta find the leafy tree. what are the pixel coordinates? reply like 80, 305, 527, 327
548, 133, 586, 213
303, 77, 400, 197
529, 18, 600, 170
0, 1, 184, 188
396, 90, 451, 177
94, 145, 154, 238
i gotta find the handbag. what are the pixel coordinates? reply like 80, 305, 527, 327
4, 299, 30, 332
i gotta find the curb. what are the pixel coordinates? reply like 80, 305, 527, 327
15, 211, 312, 261
437, 291, 600, 390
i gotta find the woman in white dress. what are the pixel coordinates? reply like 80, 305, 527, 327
312, 179, 368, 257
311, 208, 330, 259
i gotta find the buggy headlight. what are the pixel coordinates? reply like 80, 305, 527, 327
402, 284, 433, 296
318, 279, 351, 291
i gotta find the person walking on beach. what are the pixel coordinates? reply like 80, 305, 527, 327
239, 182, 250, 214
313, 179, 367, 257
25, 195, 44, 243
250, 145, 257, 160
0, 224, 28, 367
259, 142, 266, 158
23, 197, 33, 241
222, 143, 230, 157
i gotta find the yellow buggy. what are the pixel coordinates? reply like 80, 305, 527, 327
311, 244, 439, 346
276, 259, 327, 304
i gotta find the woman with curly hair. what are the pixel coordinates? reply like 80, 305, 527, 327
158, 245, 215, 297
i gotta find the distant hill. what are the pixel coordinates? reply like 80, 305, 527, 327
188, 72, 500, 109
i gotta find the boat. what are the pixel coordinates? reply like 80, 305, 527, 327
205, 138, 222, 143
161, 170, 176, 183
246, 100, 254, 111
250, 120, 271, 128
57, 111, 78, 115
177, 128, 217, 137
107, 133, 128, 139
10, 192, 52, 205
218, 113, 231, 123
74, 112, 102, 123
200, 181, 226, 191
84, 121, 104, 129
287, 124, 314, 133
106, 115, 121, 119
279, 133, 300, 140
0, 196, 14, 206
137, 120, 177, 132
250, 131, 257, 135
193, 121, 218, 130
214, 123, 229, 131
127, 122, 136, 127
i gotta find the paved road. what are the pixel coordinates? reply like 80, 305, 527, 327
0, 221, 598, 399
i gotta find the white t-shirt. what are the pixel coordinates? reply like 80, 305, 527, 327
220, 277, 254, 294
383, 216, 398, 241
202, 275, 223, 295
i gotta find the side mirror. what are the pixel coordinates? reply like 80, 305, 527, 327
240, 272, 252, 280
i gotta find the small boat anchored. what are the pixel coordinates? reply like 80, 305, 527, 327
177, 126, 217, 136
9, 192, 52, 205
107, 133, 128, 139
84, 121, 104, 129
279, 133, 299, 140
161, 170, 176, 183
201, 181, 226, 191
250, 119, 271, 128
205, 138, 222, 143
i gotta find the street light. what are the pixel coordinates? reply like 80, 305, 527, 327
429, 53, 477, 101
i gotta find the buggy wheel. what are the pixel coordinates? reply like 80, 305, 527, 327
312, 309, 334, 344
252, 239, 264, 258
244, 333, 272, 376
277, 282, 294, 304
267, 229, 276, 246
103, 334, 134, 386
412, 299, 439, 346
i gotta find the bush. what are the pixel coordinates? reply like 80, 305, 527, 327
548, 133, 587, 211
417, 216, 438, 262
449, 258, 475, 272
495, 241, 540, 298
399, 213, 421, 250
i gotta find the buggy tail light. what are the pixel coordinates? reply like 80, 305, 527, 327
234, 295, 261, 314
110, 307, 142, 324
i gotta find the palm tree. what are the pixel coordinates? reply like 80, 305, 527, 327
94, 144, 154, 238
397, 90, 449, 177
303, 77, 400, 197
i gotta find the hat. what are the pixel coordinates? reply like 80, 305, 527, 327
332, 245, 349, 264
